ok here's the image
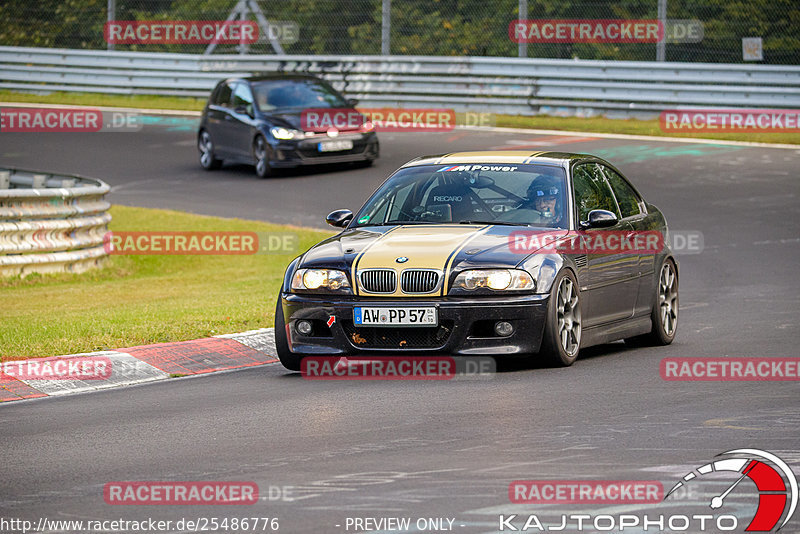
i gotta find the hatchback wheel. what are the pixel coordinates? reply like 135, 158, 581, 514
253, 135, 272, 178
198, 130, 222, 170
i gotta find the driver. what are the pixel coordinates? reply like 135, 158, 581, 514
524, 175, 565, 226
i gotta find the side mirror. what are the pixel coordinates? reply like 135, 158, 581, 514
580, 209, 618, 229
326, 209, 353, 228
234, 105, 252, 117
346, 98, 359, 107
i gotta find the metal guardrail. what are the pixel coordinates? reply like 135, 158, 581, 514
0, 168, 111, 277
1, 46, 799, 116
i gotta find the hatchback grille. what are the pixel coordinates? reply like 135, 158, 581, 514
359, 269, 396, 293
400, 269, 440, 293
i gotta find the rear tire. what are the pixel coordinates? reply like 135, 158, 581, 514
275, 297, 303, 371
540, 269, 582, 367
626, 258, 678, 346
649, 258, 678, 345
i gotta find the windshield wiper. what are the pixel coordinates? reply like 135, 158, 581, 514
358, 221, 437, 227
458, 220, 525, 226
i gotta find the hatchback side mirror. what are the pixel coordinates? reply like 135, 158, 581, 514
234, 105, 252, 117
326, 209, 353, 228
346, 98, 359, 107
580, 209, 618, 229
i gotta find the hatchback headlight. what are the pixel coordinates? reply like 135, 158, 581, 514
291, 269, 352, 293
450, 269, 534, 292
270, 126, 304, 140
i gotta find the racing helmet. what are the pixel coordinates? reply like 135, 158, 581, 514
526, 175, 563, 219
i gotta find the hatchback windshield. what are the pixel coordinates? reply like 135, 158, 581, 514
252, 79, 347, 111
352, 164, 569, 229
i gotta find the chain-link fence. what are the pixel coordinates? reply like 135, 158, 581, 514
0, 0, 798, 63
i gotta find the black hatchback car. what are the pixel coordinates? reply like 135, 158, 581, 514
197, 74, 379, 177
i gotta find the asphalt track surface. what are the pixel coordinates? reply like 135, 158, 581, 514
2, 121, 800, 533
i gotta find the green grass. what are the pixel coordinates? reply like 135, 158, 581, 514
0, 90, 205, 112
0, 205, 333, 361
2, 89, 798, 145
493, 114, 800, 145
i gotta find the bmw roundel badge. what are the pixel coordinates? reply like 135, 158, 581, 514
395, 256, 409, 263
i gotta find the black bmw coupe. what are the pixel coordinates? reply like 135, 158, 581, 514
275, 151, 678, 371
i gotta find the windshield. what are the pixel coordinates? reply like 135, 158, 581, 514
252, 79, 348, 111
352, 163, 569, 229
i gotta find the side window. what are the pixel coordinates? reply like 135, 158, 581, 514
214, 83, 234, 107
385, 180, 419, 222
572, 163, 620, 221
362, 179, 418, 224
231, 83, 254, 115
602, 165, 642, 218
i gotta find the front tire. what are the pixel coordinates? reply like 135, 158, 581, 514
274, 297, 303, 371
253, 135, 272, 178
198, 130, 222, 170
540, 269, 582, 367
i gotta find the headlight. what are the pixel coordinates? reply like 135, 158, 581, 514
450, 269, 534, 292
291, 269, 352, 293
270, 126, 304, 140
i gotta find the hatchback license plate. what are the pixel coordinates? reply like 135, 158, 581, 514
318, 140, 353, 152
354, 307, 437, 326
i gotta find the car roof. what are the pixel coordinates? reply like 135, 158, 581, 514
400, 151, 594, 167
239, 73, 324, 82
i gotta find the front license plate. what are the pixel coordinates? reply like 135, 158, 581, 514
354, 307, 437, 326
318, 140, 354, 152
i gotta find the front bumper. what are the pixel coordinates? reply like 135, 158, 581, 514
280, 293, 548, 357
270, 133, 379, 168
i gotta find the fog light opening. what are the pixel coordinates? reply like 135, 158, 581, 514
494, 321, 514, 337
296, 320, 313, 336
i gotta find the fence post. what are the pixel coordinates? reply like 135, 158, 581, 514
381, 0, 391, 56
657, 0, 666, 61
107, 0, 115, 51
518, 0, 527, 58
